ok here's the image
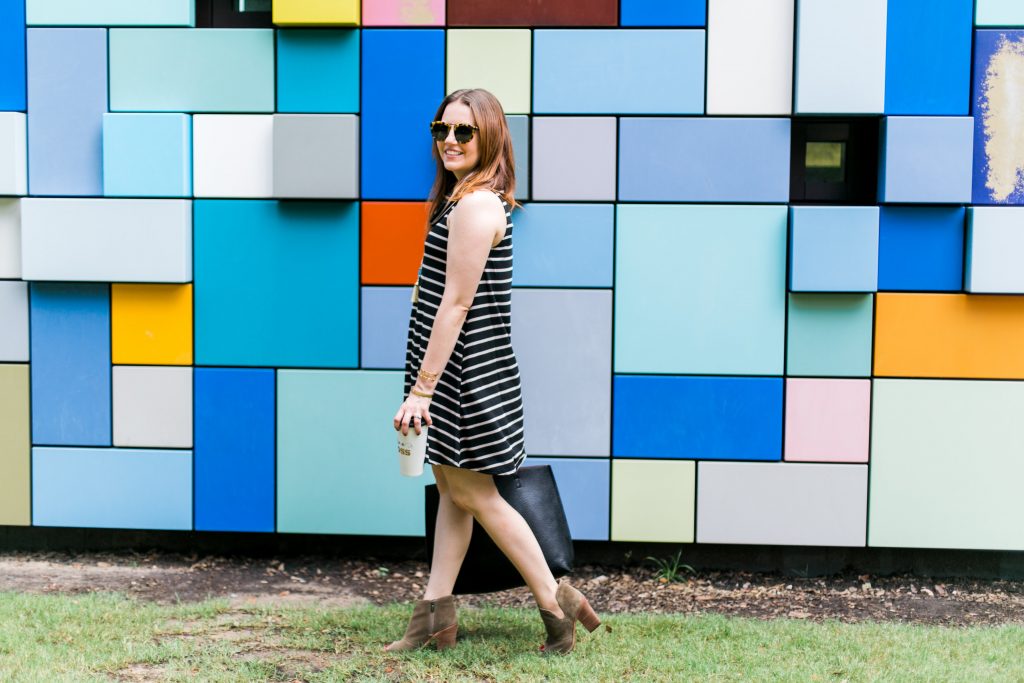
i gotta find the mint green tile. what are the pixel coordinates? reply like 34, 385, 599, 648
277, 369, 435, 535
611, 459, 695, 543
27, 0, 194, 25
615, 204, 787, 375
109, 29, 274, 112
870, 379, 1024, 550
786, 293, 873, 377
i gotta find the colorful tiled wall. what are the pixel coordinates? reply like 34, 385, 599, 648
2, 0, 1024, 552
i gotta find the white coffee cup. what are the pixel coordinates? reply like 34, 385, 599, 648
397, 425, 427, 477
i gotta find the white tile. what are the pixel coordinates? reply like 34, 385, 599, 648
707, 0, 794, 115
193, 115, 274, 198
113, 365, 193, 448
21, 198, 191, 282
0, 199, 20, 278
0, 281, 29, 361
697, 461, 868, 546
0, 113, 27, 196
967, 207, 1024, 293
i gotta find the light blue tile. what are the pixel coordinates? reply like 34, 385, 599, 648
534, 29, 704, 114
619, 118, 790, 202
103, 113, 191, 197
880, 116, 974, 203
277, 29, 359, 113
795, 0, 887, 113
361, 286, 413, 369
787, 294, 874, 377
109, 29, 274, 112
33, 447, 191, 530
512, 204, 612, 287
29, 283, 111, 446
615, 204, 787, 375
277, 369, 435, 535
27, 28, 107, 196
26, 0, 194, 25
194, 200, 359, 368
976, 0, 1024, 25
524, 458, 609, 540
790, 206, 879, 292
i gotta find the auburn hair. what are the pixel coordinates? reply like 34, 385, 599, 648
424, 88, 518, 237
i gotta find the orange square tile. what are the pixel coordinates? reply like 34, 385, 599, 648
361, 201, 430, 285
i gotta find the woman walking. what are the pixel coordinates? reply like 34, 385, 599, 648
389, 88, 602, 655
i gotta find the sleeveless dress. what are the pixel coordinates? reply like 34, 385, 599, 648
403, 190, 526, 477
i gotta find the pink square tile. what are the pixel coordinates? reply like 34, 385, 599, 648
362, 0, 445, 25
784, 378, 870, 462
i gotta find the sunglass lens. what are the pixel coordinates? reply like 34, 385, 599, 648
454, 125, 475, 143
430, 122, 448, 141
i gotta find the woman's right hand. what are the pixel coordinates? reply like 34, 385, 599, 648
394, 392, 433, 437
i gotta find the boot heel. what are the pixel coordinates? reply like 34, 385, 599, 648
432, 623, 458, 650
576, 598, 601, 633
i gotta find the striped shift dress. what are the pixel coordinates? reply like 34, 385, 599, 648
403, 190, 526, 476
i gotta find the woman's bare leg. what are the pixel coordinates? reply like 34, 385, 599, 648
423, 464, 474, 599
441, 466, 564, 618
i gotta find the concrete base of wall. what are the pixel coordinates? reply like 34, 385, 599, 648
2, 526, 1022, 580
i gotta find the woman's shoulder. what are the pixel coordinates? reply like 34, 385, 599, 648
456, 188, 507, 213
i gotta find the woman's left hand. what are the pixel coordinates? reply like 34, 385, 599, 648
394, 393, 433, 436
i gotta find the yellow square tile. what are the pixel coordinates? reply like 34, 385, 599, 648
273, 0, 360, 25
112, 284, 193, 365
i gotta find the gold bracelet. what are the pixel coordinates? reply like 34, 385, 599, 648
418, 368, 440, 381
411, 388, 433, 398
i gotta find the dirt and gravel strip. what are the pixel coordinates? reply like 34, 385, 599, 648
1, 551, 1022, 626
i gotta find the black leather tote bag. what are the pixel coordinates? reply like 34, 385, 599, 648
424, 464, 574, 594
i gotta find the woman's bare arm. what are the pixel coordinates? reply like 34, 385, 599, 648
411, 190, 506, 396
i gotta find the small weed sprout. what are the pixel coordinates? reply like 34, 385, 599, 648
645, 550, 696, 583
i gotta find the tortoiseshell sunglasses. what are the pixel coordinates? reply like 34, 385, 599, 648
429, 120, 479, 144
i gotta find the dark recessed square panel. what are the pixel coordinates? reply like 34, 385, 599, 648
196, 0, 274, 28
791, 117, 881, 205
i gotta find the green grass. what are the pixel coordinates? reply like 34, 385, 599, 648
1, 591, 1022, 682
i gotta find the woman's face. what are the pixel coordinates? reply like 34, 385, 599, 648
436, 101, 480, 180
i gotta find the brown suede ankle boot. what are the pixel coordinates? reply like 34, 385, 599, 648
384, 594, 458, 652
537, 579, 603, 655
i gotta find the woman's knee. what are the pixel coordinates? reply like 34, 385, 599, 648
431, 464, 449, 497
444, 470, 497, 513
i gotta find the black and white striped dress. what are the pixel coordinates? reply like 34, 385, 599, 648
403, 190, 526, 476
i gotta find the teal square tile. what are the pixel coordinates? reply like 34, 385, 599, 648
194, 200, 359, 367
786, 293, 874, 376
276, 369, 435, 535
277, 29, 359, 113
615, 204, 787, 375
